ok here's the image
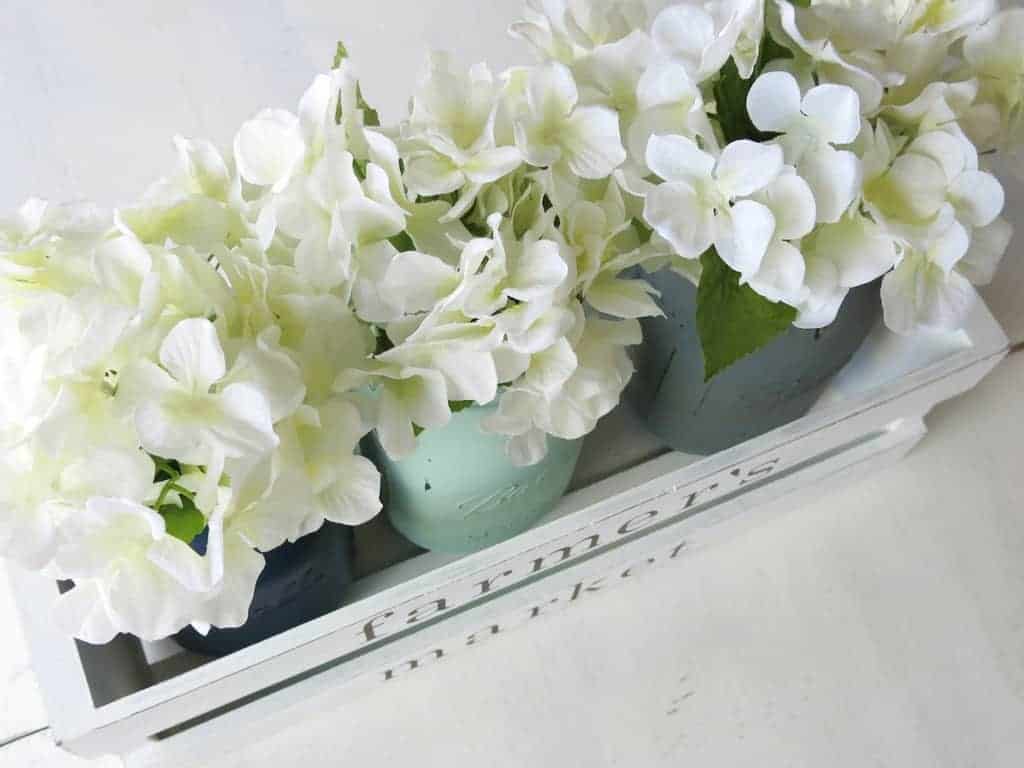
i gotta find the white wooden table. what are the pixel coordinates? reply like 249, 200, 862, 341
3, 2, 1024, 766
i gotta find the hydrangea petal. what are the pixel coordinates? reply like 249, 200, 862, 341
759, 172, 816, 240
801, 84, 861, 145
462, 147, 523, 185
747, 71, 803, 134
882, 251, 977, 335
958, 217, 1013, 286
811, 213, 898, 288
748, 240, 806, 305
716, 200, 776, 278
586, 275, 663, 319
636, 59, 700, 111
645, 133, 715, 184
159, 318, 226, 394
651, 5, 714, 69
192, 532, 265, 631
313, 454, 382, 527
53, 581, 120, 646
404, 153, 465, 197
928, 220, 971, 274
799, 145, 861, 224
562, 105, 627, 178
211, 383, 279, 460
643, 181, 715, 259
507, 239, 569, 301
950, 170, 1005, 229
233, 109, 305, 191
716, 140, 784, 198
385, 251, 460, 315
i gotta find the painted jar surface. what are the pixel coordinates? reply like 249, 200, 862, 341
632, 270, 882, 456
372, 404, 584, 555
175, 523, 354, 657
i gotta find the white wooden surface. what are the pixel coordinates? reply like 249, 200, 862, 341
3, 2, 1024, 766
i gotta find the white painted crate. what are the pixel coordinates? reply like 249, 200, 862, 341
9, 295, 1009, 765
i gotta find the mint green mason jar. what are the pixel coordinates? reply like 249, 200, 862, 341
371, 404, 583, 554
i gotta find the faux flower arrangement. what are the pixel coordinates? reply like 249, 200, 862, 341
511, 0, 1021, 378
0, 39, 658, 642
2, 0, 1021, 645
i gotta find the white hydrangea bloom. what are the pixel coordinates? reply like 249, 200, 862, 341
625, 59, 715, 178
881, 219, 976, 334
795, 210, 899, 328
0, 198, 112, 300
274, 150, 407, 291
862, 126, 1005, 249
235, 109, 307, 192
229, 400, 381, 549
963, 8, 1024, 174
509, 62, 627, 180
53, 498, 215, 644
643, 134, 784, 279
4, 0, 1022, 644
339, 364, 453, 460
747, 71, 863, 223
483, 313, 639, 466
770, 0, 888, 113
652, 0, 765, 82
746, 169, 817, 305
510, 0, 648, 65
119, 318, 279, 469
402, 54, 522, 221
0, 443, 153, 571
562, 181, 663, 318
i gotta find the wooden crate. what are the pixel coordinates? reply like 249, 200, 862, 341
10, 297, 1009, 765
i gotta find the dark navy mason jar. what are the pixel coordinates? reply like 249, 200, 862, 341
175, 523, 354, 657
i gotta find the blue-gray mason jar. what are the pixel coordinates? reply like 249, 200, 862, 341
632, 270, 882, 455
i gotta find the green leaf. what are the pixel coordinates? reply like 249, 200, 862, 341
761, 32, 795, 64
160, 496, 207, 544
696, 250, 797, 381
332, 42, 380, 127
333, 41, 349, 69
712, 17, 793, 143
389, 230, 416, 253
152, 456, 182, 483
714, 57, 760, 144
373, 326, 395, 355
511, 181, 544, 239
357, 84, 380, 128
631, 218, 654, 246
412, 402, 475, 439
786, 0, 810, 7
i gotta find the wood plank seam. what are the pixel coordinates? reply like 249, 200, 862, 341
0, 726, 49, 750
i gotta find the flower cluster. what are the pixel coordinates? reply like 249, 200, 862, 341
511, 0, 1020, 373
0, 95, 386, 642
0, 36, 660, 641
3, 1, 1021, 643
